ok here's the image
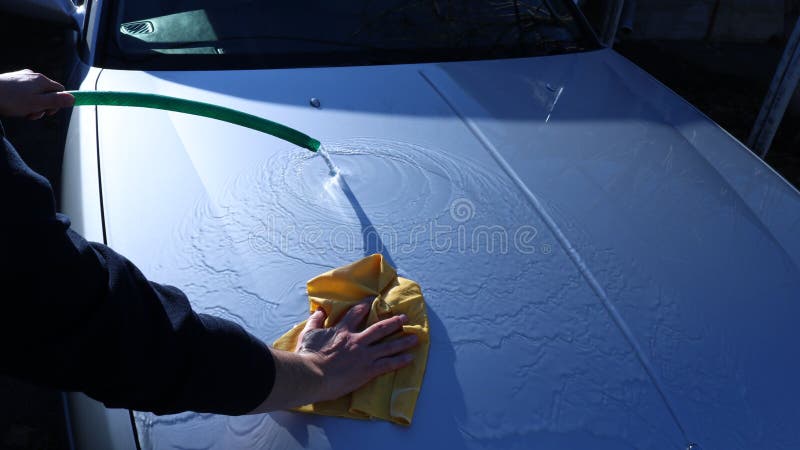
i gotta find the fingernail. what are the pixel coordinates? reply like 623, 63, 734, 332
399, 314, 408, 323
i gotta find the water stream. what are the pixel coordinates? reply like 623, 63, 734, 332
317, 144, 340, 176
316, 143, 397, 268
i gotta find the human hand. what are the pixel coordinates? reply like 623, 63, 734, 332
294, 300, 418, 402
249, 299, 419, 413
0, 69, 74, 120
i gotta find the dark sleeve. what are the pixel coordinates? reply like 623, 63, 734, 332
0, 135, 275, 415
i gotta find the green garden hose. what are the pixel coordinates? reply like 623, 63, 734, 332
67, 91, 321, 152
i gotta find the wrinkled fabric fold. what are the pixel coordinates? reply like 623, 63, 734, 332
273, 254, 429, 425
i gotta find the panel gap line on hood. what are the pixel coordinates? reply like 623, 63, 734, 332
418, 68, 690, 444
93, 68, 108, 245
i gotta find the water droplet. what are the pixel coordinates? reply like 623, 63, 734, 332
309, 97, 321, 108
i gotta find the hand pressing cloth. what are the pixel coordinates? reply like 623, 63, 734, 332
273, 254, 429, 425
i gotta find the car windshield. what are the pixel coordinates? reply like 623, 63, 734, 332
104, 0, 593, 69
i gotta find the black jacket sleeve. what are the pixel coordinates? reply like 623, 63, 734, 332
0, 132, 275, 415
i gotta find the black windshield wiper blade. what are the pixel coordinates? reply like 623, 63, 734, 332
152, 35, 380, 52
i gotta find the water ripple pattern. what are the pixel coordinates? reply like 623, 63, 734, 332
136, 137, 680, 449
253, 138, 460, 237
138, 138, 529, 442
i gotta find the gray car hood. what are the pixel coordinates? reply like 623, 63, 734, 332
94, 49, 800, 449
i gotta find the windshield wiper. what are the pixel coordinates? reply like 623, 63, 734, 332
147, 35, 382, 52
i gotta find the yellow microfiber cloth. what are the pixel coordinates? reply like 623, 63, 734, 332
273, 254, 430, 425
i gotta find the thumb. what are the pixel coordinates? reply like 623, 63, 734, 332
295, 308, 326, 352
306, 308, 326, 330
33, 91, 74, 112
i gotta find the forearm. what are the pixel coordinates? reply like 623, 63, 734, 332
2, 229, 276, 415
62, 238, 277, 415
248, 349, 324, 413
1, 136, 275, 415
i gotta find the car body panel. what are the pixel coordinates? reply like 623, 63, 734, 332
61, 65, 140, 450
62, 66, 103, 243
69, 48, 800, 449
65, 392, 137, 450
423, 52, 800, 448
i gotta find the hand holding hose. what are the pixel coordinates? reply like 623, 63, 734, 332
0, 69, 74, 120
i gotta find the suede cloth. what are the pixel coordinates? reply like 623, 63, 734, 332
273, 254, 429, 425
